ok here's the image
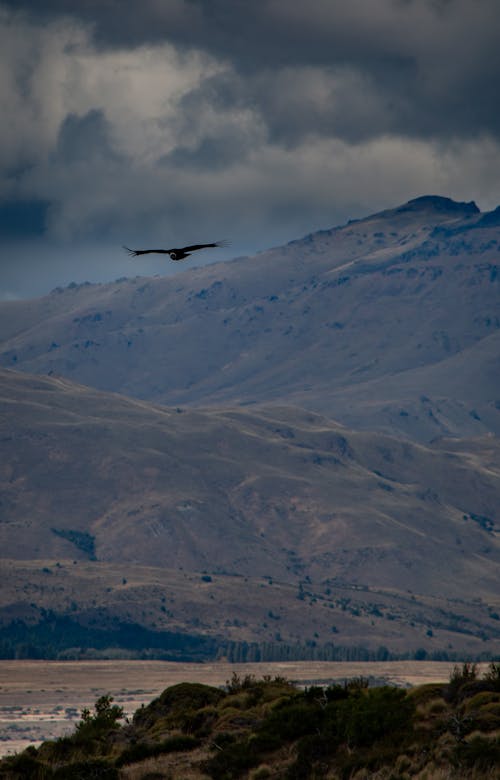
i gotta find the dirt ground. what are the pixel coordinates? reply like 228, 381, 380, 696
0, 659, 484, 757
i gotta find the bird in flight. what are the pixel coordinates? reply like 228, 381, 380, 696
124, 240, 229, 262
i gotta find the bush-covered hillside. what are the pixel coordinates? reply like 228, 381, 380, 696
1, 665, 500, 779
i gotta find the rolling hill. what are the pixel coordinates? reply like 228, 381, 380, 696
1, 368, 500, 658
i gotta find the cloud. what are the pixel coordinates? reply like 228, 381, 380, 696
4, 0, 500, 140
53, 109, 121, 165
0, 8, 223, 241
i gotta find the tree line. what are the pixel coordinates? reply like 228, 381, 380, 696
0, 614, 498, 663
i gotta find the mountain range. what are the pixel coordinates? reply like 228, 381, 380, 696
1, 195, 499, 659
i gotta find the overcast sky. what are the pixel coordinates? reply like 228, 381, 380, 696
1, 0, 500, 299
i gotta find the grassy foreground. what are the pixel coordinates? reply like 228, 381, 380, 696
1, 664, 500, 779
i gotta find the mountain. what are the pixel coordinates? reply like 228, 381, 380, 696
1, 195, 500, 659
1, 368, 500, 658
0, 195, 499, 442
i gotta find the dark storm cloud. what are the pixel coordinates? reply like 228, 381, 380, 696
4, 0, 500, 141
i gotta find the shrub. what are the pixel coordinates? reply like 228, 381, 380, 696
324, 684, 349, 703
260, 700, 323, 742
36, 736, 75, 763
203, 738, 259, 779
470, 701, 500, 732
287, 734, 332, 779
115, 734, 199, 767
463, 690, 500, 712
1, 751, 49, 779
248, 731, 281, 753
484, 662, 500, 687
332, 687, 414, 748
52, 759, 119, 779
408, 682, 445, 707
75, 695, 124, 741
444, 663, 478, 703
453, 735, 500, 771
226, 672, 258, 693
182, 704, 220, 736
133, 682, 225, 730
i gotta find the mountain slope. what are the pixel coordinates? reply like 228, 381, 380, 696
1, 368, 500, 655
0, 196, 498, 441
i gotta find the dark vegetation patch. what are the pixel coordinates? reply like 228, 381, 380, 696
0, 612, 219, 661
51, 528, 96, 559
1, 612, 498, 663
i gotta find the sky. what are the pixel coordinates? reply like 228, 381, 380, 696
1, 0, 500, 299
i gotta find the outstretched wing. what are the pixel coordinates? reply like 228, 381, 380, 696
124, 240, 229, 258
123, 246, 171, 257
179, 240, 229, 253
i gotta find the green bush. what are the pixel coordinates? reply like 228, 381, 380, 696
115, 734, 199, 767
181, 704, 219, 736
287, 734, 332, 779
247, 731, 282, 754
225, 672, 258, 693
303, 684, 348, 704
331, 687, 414, 748
469, 703, 500, 733
52, 759, 119, 779
1, 751, 50, 779
484, 662, 500, 685
444, 663, 478, 703
133, 682, 224, 730
74, 695, 124, 742
260, 700, 323, 742
453, 736, 500, 771
336, 742, 411, 780
203, 738, 259, 779
463, 690, 500, 712
37, 736, 76, 763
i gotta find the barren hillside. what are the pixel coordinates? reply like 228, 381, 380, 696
1, 368, 499, 657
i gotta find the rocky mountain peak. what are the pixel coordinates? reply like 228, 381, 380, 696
396, 195, 480, 215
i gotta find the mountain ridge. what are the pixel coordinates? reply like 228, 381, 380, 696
0, 194, 498, 442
